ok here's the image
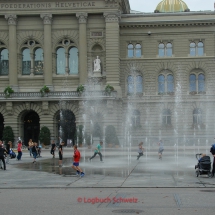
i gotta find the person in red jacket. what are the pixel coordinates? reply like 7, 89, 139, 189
72, 145, 85, 177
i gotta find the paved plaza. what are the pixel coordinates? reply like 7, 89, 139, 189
1, 147, 215, 215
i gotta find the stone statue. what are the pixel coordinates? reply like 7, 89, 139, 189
94, 56, 101, 72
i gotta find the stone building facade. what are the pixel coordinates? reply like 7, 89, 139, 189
0, 0, 214, 145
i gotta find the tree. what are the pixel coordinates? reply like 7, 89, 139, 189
38, 126, 51, 145
2, 126, 14, 145
76, 125, 84, 144
105, 125, 119, 145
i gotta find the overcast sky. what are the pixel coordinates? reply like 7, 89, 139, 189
129, 0, 215, 13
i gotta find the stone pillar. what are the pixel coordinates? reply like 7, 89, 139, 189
76, 13, 88, 85
30, 52, 35, 76
5, 15, 18, 89
40, 14, 53, 87
104, 12, 121, 86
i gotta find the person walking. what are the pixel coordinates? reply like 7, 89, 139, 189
0, 141, 3, 168
5, 141, 12, 164
158, 139, 164, 159
58, 141, 65, 167
210, 139, 215, 177
0, 143, 7, 170
72, 145, 85, 177
17, 140, 22, 161
89, 141, 103, 162
50, 140, 56, 158
28, 139, 33, 157
32, 142, 38, 163
137, 142, 144, 160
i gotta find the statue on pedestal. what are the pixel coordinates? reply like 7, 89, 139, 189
93, 56, 101, 72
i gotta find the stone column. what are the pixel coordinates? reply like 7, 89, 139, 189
76, 13, 88, 84
30, 52, 35, 76
104, 12, 121, 86
5, 15, 18, 89
40, 14, 53, 87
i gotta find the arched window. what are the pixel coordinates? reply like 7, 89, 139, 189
158, 73, 174, 94
0, 49, 9, 75
167, 74, 174, 92
128, 44, 134, 58
127, 75, 134, 94
158, 42, 172, 57
193, 108, 202, 124
127, 43, 141, 58
197, 42, 204, 56
189, 72, 205, 94
198, 74, 205, 93
69, 47, 78, 74
158, 43, 165, 57
132, 110, 140, 127
162, 109, 171, 125
57, 47, 65, 74
22, 48, 31, 75
158, 75, 165, 93
34, 48, 43, 75
135, 44, 142, 57
166, 43, 172, 57
190, 41, 204, 56
136, 75, 143, 93
127, 74, 143, 94
190, 42, 196, 56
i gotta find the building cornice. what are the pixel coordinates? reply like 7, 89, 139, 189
120, 19, 215, 28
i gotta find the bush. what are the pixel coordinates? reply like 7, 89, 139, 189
39, 126, 51, 145
76, 125, 84, 144
2, 126, 14, 145
105, 125, 119, 145
4, 86, 14, 98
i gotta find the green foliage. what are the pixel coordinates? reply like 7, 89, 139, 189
76, 125, 91, 145
2, 126, 14, 144
76, 125, 84, 144
84, 133, 91, 145
105, 85, 114, 94
105, 125, 119, 145
77, 85, 85, 93
4, 86, 14, 98
40, 85, 50, 96
39, 126, 51, 145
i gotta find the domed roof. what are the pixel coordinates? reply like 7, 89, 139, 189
155, 0, 190, 13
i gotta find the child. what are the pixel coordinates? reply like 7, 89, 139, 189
137, 142, 144, 160
58, 141, 65, 167
72, 145, 85, 177
158, 140, 164, 159
89, 141, 103, 162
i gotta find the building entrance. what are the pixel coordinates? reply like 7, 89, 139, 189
23, 111, 40, 146
57, 110, 76, 146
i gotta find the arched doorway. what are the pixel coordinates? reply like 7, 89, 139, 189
24, 111, 40, 146
0, 113, 4, 140
56, 110, 76, 146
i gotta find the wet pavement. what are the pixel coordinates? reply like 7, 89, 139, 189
1, 146, 215, 188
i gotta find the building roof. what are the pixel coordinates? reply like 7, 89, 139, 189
155, 0, 190, 13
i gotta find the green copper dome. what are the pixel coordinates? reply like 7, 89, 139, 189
155, 0, 190, 13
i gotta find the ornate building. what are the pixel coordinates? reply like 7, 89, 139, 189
0, 0, 214, 145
